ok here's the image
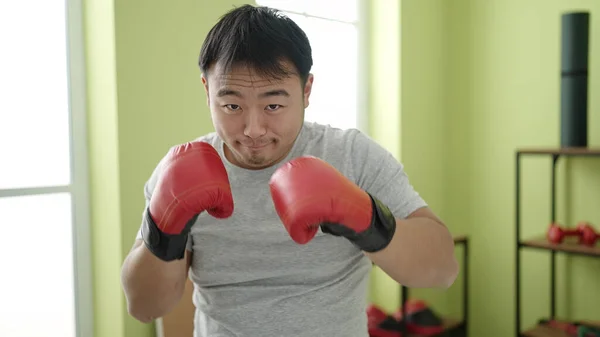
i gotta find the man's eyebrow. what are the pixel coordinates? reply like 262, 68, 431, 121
216, 88, 243, 98
216, 88, 290, 98
259, 89, 290, 98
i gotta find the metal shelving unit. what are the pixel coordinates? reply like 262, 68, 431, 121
515, 147, 600, 336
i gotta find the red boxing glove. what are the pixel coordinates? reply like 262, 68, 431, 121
269, 156, 396, 252
142, 141, 234, 261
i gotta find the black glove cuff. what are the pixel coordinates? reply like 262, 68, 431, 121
321, 193, 396, 253
141, 207, 196, 262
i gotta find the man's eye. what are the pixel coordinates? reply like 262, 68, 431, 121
266, 104, 282, 112
224, 104, 241, 111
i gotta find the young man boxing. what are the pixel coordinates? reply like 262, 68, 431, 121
121, 4, 458, 337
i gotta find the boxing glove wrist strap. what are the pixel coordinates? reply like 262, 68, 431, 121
141, 207, 196, 262
321, 194, 396, 253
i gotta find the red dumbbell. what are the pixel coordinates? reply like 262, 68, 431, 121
576, 222, 599, 246
547, 222, 583, 244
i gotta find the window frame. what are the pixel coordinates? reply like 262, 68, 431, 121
0, 0, 94, 336
66, 0, 94, 335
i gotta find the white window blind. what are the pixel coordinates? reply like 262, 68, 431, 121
0, 1, 91, 336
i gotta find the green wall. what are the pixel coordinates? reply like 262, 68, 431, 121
367, 0, 404, 313
367, 1, 600, 337
454, 1, 600, 336
85, 1, 248, 337
84, 0, 122, 336
368, 0, 458, 320
85, 1, 600, 337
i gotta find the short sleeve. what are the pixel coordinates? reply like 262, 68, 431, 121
134, 154, 193, 252
351, 130, 428, 219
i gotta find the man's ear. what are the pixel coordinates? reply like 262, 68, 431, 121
201, 73, 210, 106
303, 73, 314, 108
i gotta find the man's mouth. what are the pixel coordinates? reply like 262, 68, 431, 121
247, 143, 269, 149
242, 142, 270, 149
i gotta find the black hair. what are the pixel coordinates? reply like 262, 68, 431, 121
199, 4, 313, 84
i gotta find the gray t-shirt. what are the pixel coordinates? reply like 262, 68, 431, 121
137, 121, 427, 337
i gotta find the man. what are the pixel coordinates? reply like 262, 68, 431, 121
121, 4, 458, 337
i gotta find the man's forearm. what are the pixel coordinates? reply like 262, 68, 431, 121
365, 215, 459, 289
121, 242, 189, 323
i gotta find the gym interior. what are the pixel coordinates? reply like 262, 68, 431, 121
1, 1, 599, 337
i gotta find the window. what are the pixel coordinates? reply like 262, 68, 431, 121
0, 1, 92, 337
255, 0, 368, 131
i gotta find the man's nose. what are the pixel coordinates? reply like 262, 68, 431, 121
243, 110, 267, 139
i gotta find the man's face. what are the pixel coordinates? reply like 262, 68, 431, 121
202, 61, 313, 170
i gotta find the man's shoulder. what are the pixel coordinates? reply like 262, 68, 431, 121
301, 122, 381, 156
301, 121, 363, 145
191, 131, 220, 147
296, 122, 380, 177
158, 132, 221, 155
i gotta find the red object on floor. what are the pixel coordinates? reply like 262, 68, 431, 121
367, 304, 402, 337
366, 300, 446, 337
367, 304, 388, 327
392, 300, 445, 336
543, 319, 579, 335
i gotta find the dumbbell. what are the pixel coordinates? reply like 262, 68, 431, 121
576, 222, 599, 246
547, 222, 583, 244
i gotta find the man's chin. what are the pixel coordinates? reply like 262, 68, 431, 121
244, 156, 270, 168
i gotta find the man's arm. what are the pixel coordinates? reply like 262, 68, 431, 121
350, 130, 458, 289
121, 240, 192, 323
121, 155, 195, 323
365, 207, 458, 289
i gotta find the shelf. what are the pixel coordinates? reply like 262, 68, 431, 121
520, 236, 600, 257
515, 144, 600, 336
453, 235, 467, 244
522, 320, 600, 337
517, 147, 600, 156
406, 318, 464, 336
